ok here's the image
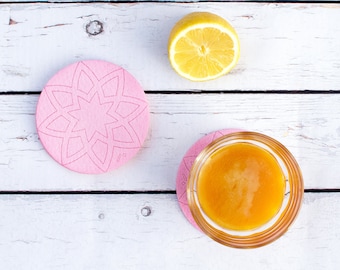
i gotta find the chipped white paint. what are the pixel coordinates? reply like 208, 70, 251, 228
0, 193, 339, 269
1, 93, 340, 191
1, 1, 340, 269
0, 3, 340, 91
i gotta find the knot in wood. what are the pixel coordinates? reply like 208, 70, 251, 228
141, 206, 152, 217
86, 20, 104, 36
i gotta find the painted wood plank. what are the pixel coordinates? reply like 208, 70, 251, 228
1, 93, 340, 191
0, 192, 339, 269
1, 3, 340, 92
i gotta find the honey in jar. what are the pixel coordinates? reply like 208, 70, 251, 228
197, 142, 285, 231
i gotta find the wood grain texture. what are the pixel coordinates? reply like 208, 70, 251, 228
1, 0, 339, 267
0, 193, 339, 269
1, 93, 340, 191
1, 3, 340, 92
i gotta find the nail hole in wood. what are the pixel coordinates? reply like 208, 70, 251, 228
141, 206, 152, 217
86, 20, 104, 36
9, 18, 18, 25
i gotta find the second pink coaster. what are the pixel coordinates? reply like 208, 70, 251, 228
176, 129, 243, 229
36, 60, 149, 174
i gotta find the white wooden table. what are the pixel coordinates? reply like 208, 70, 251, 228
1, 0, 340, 268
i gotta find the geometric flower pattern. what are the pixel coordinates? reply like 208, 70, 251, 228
36, 61, 149, 174
175, 129, 242, 229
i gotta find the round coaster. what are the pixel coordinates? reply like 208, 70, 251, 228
176, 129, 243, 229
36, 60, 149, 174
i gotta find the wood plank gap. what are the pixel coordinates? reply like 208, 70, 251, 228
0, 91, 41, 95
0, 190, 177, 195
0, 189, 339, 195
304, 188, 340, 193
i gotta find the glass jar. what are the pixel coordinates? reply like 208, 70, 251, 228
187, 131, 303, 248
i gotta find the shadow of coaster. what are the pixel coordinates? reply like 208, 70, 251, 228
176, 129, 243, 230
36, 60, 149, 174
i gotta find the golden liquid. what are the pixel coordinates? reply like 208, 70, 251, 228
197, 142, 285, 231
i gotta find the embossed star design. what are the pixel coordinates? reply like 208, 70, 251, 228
69, 93, 116, 141
37, 61, 148, 173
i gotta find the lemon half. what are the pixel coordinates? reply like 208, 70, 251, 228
168, 12, 240, 82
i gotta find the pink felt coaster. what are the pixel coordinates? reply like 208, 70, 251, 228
176, 129, 243, 230
36, 60, 149, 174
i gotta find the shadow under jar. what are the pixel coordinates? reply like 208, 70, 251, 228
187, 131, 304, 248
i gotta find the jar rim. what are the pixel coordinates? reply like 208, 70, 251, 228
187, 131, 304, 248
